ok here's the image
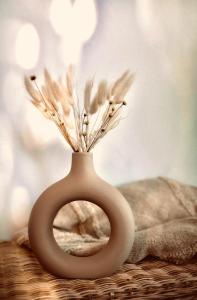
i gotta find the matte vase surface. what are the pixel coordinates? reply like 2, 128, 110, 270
28, 152, 135, 279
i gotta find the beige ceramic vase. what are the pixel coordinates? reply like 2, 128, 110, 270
28, 152, 135, 279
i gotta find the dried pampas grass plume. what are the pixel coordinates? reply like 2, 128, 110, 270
24, 66, 135, 152
84, 79, 94, 114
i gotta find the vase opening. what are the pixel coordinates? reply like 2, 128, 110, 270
52, 200, 111, 257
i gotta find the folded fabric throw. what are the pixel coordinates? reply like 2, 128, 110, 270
14, 177, 197, 265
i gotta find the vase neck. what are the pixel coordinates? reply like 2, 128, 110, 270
69, 152, 95, 176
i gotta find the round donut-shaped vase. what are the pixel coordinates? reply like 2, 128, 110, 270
28, 152, 135, 279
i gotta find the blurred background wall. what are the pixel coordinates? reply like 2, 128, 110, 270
0, 0, 196, 240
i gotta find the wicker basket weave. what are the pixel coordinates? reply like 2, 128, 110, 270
0, 242, 196, 300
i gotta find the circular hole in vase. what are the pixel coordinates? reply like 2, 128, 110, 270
53, 200, 111, 257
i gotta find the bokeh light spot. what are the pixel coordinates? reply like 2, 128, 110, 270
15, 23, 40, 69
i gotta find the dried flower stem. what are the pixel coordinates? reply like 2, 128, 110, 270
33, 78, 77, 151
87, 103, 124, 151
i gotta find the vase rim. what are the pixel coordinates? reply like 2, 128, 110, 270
72, 152, 93, 157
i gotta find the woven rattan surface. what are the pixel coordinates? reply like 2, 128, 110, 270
0, 242, 196, 299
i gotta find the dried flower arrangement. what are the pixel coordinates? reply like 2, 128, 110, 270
24, 66, 134, 152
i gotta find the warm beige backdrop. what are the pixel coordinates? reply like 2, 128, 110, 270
0, 0, 196, 239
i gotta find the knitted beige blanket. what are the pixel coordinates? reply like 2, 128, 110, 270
15, 177, 197, 264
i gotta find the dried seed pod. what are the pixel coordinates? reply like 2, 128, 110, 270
30, 75, 36, 81
24, 76, 42, 102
